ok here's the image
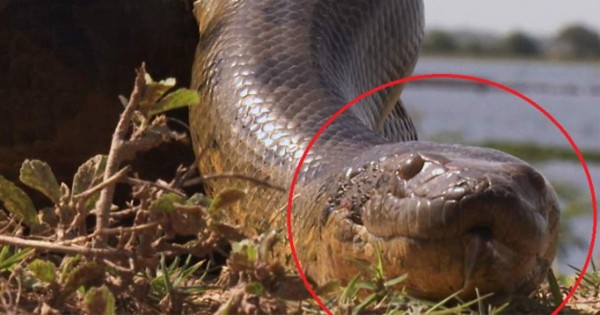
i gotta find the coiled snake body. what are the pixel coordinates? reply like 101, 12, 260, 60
190, 0, 559, 299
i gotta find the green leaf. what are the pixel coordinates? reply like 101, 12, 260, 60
58, 255, 82, 284
0, 246, 9, 263
231, 239, 251, 253
186, 193, 211, 207
357, 280, 377, 292
216, 295, 235, 315
231, 239, 258, 262
547, 269, 563, 307
19, 160, 61, 204
179, 259, 205, 286
352, 293, 378, 315
231, 240, 258, 264
149, 193, 187, 213
340, 275, 360, 304
84, 285, 115, 315
140, 75, 177, 111
60, 262, 105, 299
0, 175, 39, 227
0, 246, 34, 271
72, 155, 107, 196
72, 155, 107, 211
208, 189, 246, 215
246, 245, 258, 264
28, 259, 57, 283
424, 291, 463, 314
374, 244, 385, 281
148, 88, 200, 116
245, 282, 265, 296
383, 274, 407, 288
159, 254, 173, 294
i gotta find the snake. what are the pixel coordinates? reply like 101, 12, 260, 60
189, 0, 560, 299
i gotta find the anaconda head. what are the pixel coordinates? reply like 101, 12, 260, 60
296, 141, 560, 300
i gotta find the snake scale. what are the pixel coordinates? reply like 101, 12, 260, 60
189, 0, 560, 299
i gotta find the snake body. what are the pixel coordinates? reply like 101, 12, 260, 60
190, 0, 559, 299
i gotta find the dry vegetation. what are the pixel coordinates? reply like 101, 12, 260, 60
0, 65, 597, 314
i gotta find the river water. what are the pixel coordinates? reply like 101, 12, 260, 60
403, 56, 600, 273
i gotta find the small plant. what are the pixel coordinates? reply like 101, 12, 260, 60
0, 64, 240, 313
213, 231, 301, 314
0, 246, 34, 272
561, 262, 600, 313
323, 248, 508, 314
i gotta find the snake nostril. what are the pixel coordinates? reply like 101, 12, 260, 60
396, 153, 425, 180
468, 226, 493, 242
514, 164, 547, 194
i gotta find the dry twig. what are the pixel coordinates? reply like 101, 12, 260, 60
95, 64, 148, 247
0, 235, 131, 258
184, 173, 286, 192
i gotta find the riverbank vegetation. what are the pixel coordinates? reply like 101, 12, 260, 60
423, 24, 600, 61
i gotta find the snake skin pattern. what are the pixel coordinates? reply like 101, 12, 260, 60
190, 0, 559, 299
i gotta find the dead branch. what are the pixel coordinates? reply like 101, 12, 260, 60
184, 173, 286, 192
95, 64, 148, 247
73, 166, 131, 202
0, 235, 131, 259
99, 220, 163, 235
122, 177, 186, 197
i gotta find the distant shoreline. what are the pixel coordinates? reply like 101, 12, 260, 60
419, 53, 600, 65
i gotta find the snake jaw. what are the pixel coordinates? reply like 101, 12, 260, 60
311, 143, 560, 300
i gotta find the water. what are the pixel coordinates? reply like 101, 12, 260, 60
403, 57, 600, 273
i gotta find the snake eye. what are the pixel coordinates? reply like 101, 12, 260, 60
396, 153, 425, 180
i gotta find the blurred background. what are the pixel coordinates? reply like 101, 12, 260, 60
404, 0, 600, 275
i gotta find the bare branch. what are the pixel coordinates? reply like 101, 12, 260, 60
107, 208, 138, 219
99, 220, 163, 235
122, 177, 186, 197
73, 166, 131, 202
184, 173, 286, 192
118, 131, 166, 161
173, 152, 201, 189
0, 218, 16, 234
102, 258, 135, 274
55, 235, 92, 246
95, 64, 147, 247
0, 235, 131, 258
166, 116, 191, 133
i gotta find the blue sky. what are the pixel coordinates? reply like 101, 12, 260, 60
425, 0, 600, 35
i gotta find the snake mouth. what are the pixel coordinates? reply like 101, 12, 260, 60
316, 144, 560, 299
359, 161, 551, 251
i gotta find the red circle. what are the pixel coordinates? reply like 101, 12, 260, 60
285, 73, 597, 314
